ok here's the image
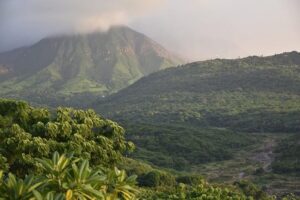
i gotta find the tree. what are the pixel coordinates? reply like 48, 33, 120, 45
0, 99, 134, 176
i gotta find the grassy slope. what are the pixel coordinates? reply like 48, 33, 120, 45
0, 26, 182, 106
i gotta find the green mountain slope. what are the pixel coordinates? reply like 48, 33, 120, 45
0, 26, 182, 106
93, 51, 300, 170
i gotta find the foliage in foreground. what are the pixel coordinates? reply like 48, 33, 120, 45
0, 152, 138, 200
1, 150, 295, 200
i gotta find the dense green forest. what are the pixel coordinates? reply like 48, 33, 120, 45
95, 51, 300, 132
0, 26, 182, 107
124, 123, 255, 170
93, 52, 300, 171
1, 99, 298, 199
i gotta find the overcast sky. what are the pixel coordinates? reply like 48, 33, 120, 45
0, 0, 299, 61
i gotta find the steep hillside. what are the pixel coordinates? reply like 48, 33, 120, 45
93, 51, 300, 169
0, 26, 182, 106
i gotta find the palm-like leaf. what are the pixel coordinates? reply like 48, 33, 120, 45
32, 191, 65, 200
37, 152, 105, 199
65, 160, 105, 199
0, 170, 3, 182
104, 167, 139, 200
36, 152, 72, 176
36, 152, 74, 190
0, 152, 139, 200
0, 173, 43, 200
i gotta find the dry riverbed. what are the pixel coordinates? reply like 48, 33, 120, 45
190, 133, 300, 196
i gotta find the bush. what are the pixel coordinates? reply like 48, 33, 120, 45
138, 171, 161, 187
138, 170, 176, 187
176, 175, 204, 185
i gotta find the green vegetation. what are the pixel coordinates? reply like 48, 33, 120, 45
0, 152, 138, 199
0, 99, 133, 176
272, 134, 300, 174
0, 99, 139, 199
140, 181, 276, 200
1, 99, 296, 199
1, 51, 300, 198
0, 26, 182, 106
94, 51, 300, 171
96, 51, 300, 132
187, 133, 300, 196
125, 123, 255, 170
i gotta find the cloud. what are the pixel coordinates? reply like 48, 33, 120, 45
0, 0, 299, 60
0, 0, 166, 52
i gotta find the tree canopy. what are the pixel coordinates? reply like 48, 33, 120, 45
0, 99, 134, 176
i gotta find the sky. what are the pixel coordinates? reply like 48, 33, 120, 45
0, 0, 299, 61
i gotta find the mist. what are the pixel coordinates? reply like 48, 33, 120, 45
0, 0, 165, 52
0, 0, 299, 60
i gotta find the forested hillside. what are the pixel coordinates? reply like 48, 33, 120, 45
0, 26, 182, 106
94, 51, 300, 170
1, 99, 290, 199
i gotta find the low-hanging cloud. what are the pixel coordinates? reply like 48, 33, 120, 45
0, 0, 299, 60
0, 0, 165, 52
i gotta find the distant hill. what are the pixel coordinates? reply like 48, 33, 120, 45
0, 26, 182, 106
93, 51, 300, 169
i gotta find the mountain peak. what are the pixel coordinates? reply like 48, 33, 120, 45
0, 27, 183, 106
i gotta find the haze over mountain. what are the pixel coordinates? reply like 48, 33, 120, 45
1, 0, 299, 60
0, 26, 182, 106
93, 51, 300, 169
